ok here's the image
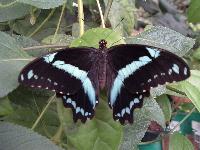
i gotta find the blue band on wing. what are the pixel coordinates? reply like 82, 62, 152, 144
52, 60, 96, 107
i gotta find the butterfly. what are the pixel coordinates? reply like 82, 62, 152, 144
18, 39, 190, 124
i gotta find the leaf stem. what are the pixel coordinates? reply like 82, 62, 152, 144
22, 44, 67, 51
169, 107, 196, 134
53, 2, 66, 43
96, 0, 105, 28
103, 0, 113, 23
31, 94, 56, 130
28, 8, 56, 37
78, 0, 84, 36
0, 0, 17, 8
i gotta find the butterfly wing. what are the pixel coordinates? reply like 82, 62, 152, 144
107, 44, 190, 124
19, 47, 99, 122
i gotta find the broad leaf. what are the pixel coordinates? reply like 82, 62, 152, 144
0, 0, 31, 22
120, 97, 165, 150
70, 28, 125, 48
0, 96, 13, 116
66, 99, 123, 150
180, 70, 200, 112
14, 35, 48, 57
126, 26, 195, 56
0, 122, 64, 150
169, 132, 194, 150
11, 9, 66, 41
0, 32, 31, 97
18, 0, 66, 9
188, 0, 200, 23
42, 34, 75, 46
156, 95, 172, 122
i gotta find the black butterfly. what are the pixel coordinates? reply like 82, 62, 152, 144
18, 39, 190, 124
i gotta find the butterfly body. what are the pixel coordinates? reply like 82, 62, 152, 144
18, 39, 190, 124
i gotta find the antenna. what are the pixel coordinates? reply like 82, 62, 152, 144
104, 18, 125, 40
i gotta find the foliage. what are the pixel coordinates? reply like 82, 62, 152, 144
0, 0, 199, 150
169, 132, 194, 150
188, 0, 200, 23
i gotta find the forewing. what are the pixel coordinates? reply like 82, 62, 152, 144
107, 44, 190, 94
19, 47, 99, 122
106, 44, 190, 124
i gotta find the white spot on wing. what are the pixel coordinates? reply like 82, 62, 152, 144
34, 75, 38, 79
126, 107, 130, 114
21, 74, 24, 81
27, 70, 34, 79
121, 109, 125, 117
85, 112, 88, 116
76, 107, 80, 113
47, 78, 51, 82
168, 69, 172, 75
154, 74, 158, 78
80, 108, 84, 115
66, 98, 72, 104
130, 101, 134, 108
172, 64, 179, 74
71, 101, 76, 108
184, 67, 188, 75
134, 98, 140, 104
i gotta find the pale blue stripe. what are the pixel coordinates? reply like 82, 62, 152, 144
43, 52, 58, 63
52, 60, 96, 107
146, 47, 160, 58
110, 56, 153, 106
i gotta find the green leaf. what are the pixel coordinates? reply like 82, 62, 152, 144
0, 31, 31, 97
11, 9, 66, 41
104, 0, 135, 36
0, 0, 31, 22
188, 0, 200, 23
0, 122, 64, 150
169, 132, 194, 150
0, 97, 13, 116
192, 47, 200, 60
66, 100, 123, 150
156, 95, 172, 122
70, 28, 125, 48
179, 70, 200, 112
120, 97, 165, 150
14, 35, 48, 57
18, 0, 66, 9
42, 34, 75, 46
126, 26, 195, 56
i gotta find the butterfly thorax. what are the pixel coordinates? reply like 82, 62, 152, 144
99, 39, 107, 50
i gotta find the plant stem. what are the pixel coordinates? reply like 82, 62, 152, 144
96, 0, 105, 28
31, 94, 56, 130
53, 2, 66, 43
169, 107, 196, 134
78, 0, 84, 36
22, 44, 67, 51
103, 0, 113, 23
0, 0, 17, 8
28, 8, 56, 37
